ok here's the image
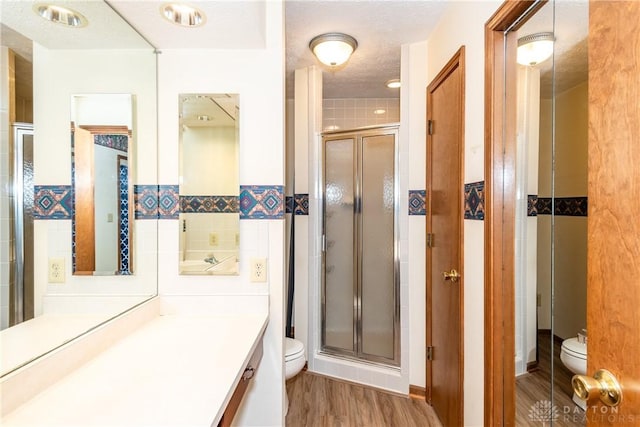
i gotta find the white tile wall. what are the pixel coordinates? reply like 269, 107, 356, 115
322, 98, 400, 132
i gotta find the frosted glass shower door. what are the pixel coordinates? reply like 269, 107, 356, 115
322, 126, 399, 366
323, 137, 356, 353
361, 134, 396, 360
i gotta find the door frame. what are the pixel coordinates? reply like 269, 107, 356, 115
426, 46, 465, 424
483, 1, 546, 425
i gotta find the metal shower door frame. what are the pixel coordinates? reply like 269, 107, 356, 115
320, 124, 400, 367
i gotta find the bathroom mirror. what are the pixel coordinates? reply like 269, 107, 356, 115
178, 94, 240, 275
0, 1, 157, 377
508, 1, 589, 424
71, 94, 135, 275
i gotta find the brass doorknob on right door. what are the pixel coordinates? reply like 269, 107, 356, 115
572, 369, 622, 407
442, 269, 460, 283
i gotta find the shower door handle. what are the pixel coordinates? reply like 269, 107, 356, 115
442, 269, 461, 283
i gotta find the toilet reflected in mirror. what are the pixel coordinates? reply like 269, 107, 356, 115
178, 94, 240, 275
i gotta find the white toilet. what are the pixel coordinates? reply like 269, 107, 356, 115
560, 334, 587, 410
284, 337, 306, 414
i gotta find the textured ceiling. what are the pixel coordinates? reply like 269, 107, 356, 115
108, 1, 266, 49
285, 0, 448, 99
517, 1, 589, 98
0, 1, 151, 50
1, 0, 588, 101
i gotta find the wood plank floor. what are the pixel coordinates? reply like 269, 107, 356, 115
286, 371, 443, 427
516, 331, 586, 426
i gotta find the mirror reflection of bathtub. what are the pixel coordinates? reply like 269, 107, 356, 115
179, 253, 239, 275
178, 94, 240, 276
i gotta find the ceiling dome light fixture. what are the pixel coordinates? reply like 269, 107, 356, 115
161, 3, 205, 27
33, 4, 87, 27
309, 33, 358, 68
517, 32, 555, 66
386, 79, 401, 89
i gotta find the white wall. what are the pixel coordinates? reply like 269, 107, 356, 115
401, 40, 428, 388
0, 47, 12, 330
156, 1, 285, 424
422, 2, 502, 425
33, 44, 158, 315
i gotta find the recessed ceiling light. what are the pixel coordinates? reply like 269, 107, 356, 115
373, 109, 386, 115
386, 79, 401, 89
161, 3, 205, 27
33, 4, 88, 27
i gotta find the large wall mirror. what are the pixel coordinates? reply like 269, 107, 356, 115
499, 0, 589, 424
0, 2, 157, 377
178, 94, 240, 276
71, 94, 135, 276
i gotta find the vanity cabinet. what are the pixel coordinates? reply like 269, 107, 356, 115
218, 335, 264, 427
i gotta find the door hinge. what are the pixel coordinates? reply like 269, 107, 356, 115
427, 120, 434, 135
427, 346, 434, 361
426, 233, 434, 248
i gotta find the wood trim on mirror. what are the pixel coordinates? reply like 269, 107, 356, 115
76, 125, 132, 136
484, 1, 546, 425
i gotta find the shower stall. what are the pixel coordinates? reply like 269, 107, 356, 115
321, 125, 399, 366
6, 123, 35, 328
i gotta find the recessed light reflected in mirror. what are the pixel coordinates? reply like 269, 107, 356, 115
373, 109, 386, 115
33, 4, 88, 27
161, 3, 205, 27
386, 79, 401, 89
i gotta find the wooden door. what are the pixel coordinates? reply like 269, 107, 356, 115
426, 47, 465, 427
74, 127, 95, 273
586, 2, 640, 424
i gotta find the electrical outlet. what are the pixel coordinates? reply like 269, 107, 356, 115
209, 233, 219, 246
48, 258, 65, 283
250, 258, 267, 282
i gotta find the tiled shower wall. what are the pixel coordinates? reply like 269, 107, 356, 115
322, 98, 400, 132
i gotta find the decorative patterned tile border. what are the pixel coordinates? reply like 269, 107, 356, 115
34, 185, 73, 219
294, 194, 309, 216
555, 197, 588, 216
134, 185, 161, 219
180, 195, 239, 213
119, 164, 131, 274
158, 185, 180, 219
94, 134, 128, 152
527, 194, 538, 216
286, 196, 294, 214
240, 185, 285, 219
408, 190, 426, 215
536, 197, 553, 215
464, 181, 485, 220
135, 185, 288, 220
530, 196, 588, 217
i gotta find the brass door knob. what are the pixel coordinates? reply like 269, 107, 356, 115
442, 269, 461, 283
572, 369, 622, 407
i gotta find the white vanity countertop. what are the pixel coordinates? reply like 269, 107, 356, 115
1, 313, 268, 427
